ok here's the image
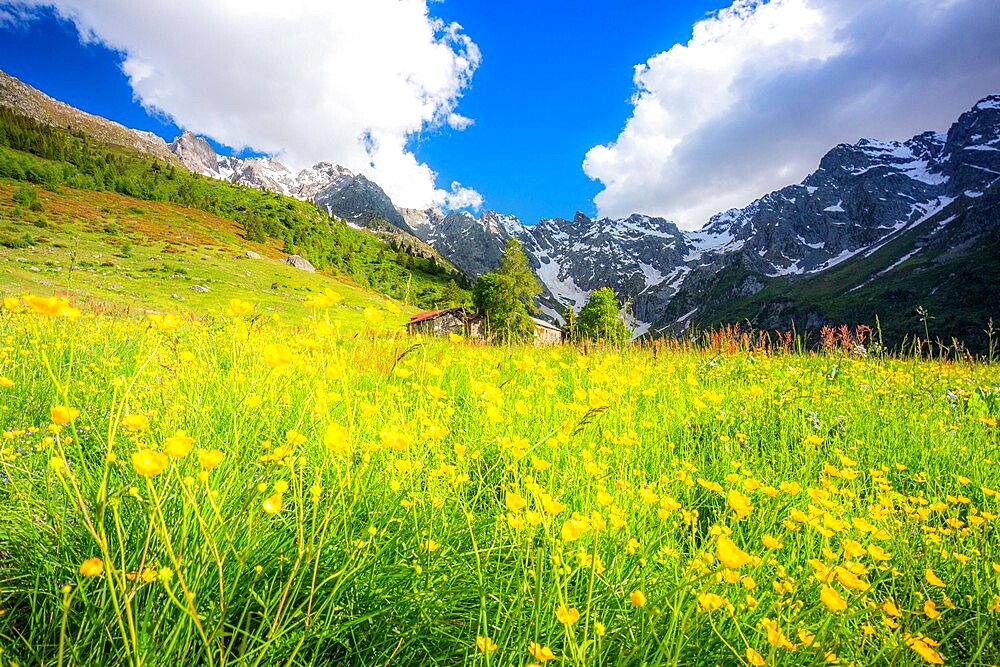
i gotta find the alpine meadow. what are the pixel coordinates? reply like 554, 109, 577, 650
2, 1, 1000, 666
0, 297, 999, 666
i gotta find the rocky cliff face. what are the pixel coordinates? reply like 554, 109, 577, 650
646, 96, 1000, 333
167, 131, 412, 232
311, 171, 413, 233
168, 132, 219, 175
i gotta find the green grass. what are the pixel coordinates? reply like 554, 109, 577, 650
1, 299, 998, 666
0, 180, 420, 332
0, 104, 472, 310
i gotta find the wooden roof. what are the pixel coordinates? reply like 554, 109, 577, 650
408, 308, 478, 324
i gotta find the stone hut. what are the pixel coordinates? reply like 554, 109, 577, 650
530, 317, 564, 345
407, 308, 482, 338
408, 309, 563, 345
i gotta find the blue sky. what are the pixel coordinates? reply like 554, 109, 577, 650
1, 1, 999, 228
408, 0, 730, 222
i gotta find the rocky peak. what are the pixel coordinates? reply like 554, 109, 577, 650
480, 210, 524, 238
397, 207, 446, 238
169, 131, 219, 175
941, 94, 1000, 156
292, 162, 354, 200
938, 95, 1000, 192
228, 157, 299, 197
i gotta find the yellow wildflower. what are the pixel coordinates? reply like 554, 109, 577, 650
262, 493, 283, 515
697, 592, 726, 611
476, 636, 498, 653
198, 449, 224, 470
79, 557, 104, 577
262, 343, 293, 367
50, 405, 80, 425
925, 569, 946, 588
867, 544, 892, 561
716, 536, 752, 569
225, 298, 254, 316
528, 642, 555, 662
727, 488, 753, 519
132, 449, 168, 477
883, 599, 902, 617
123, 413, 149, 431
324, 423, 350, 453
761, 617, 795, 650
906, 637, 944, 664
762, 534, 783, 549
164, 430, 194, 458
820, 585, 847, 612
505, 491, 527, 513
555, 605, 580, 625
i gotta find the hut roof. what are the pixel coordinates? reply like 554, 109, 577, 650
408, 309, 452, 325
530, 317, 562, 332
408, 308, 478, 325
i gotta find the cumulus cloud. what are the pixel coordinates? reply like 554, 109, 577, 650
584, 0, 1000, 229
10, 0, 482, 210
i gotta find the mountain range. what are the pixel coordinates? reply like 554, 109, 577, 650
2, 69, 997, 347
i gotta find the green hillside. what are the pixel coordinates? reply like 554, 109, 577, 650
0, 179, 425, 331
0, 106, 471, 315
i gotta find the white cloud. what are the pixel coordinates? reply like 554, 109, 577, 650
444, 181, 483, 209
584, 0, 1000, 229
0, 4, 34, 26
12, 0, 482, 210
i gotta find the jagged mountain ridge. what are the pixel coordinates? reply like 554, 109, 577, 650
167, 132, 414, 234
648, 95, 999, 334
394, 95, 1000, 337
93, 77, 1000, 337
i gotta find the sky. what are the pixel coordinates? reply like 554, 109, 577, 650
1, 0, 999, 229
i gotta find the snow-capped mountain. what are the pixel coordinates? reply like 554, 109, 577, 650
10, 60, 991, 342
398, 95, 1000, 339
650, 95, 1000, 334
164, 93, 1000, 340
167, 131, 414, 233
160, 81, 998, 339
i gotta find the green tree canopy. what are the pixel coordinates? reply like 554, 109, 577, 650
561, 303, 578, 343
472, 272, 533, 343
577, 287, 631, 344
497, 237, 540, 310
442, 279, 464, 307
472, 238, 542, 344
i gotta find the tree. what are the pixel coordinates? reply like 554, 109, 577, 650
577, 287, 631, 344
442, 279, 463, 307
473, 272, 533, 343
561, 303, 578, 343
472, 237, 542, 344
497, 237, 540, 311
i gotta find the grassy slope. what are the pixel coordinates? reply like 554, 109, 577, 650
0, 104, 473, 312
0, 179, 413, 332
